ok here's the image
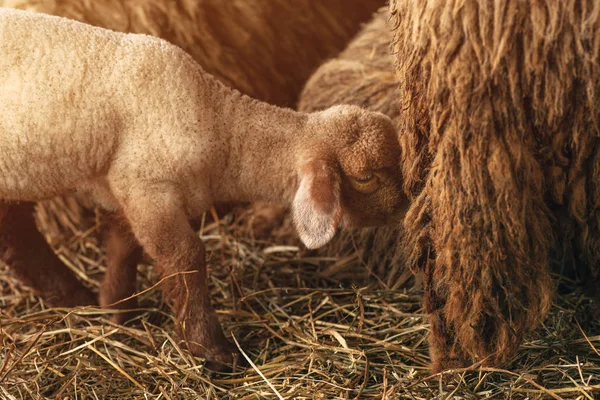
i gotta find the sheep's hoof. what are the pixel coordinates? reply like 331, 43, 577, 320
176, 322, 243, 371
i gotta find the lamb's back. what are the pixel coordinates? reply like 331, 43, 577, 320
0, 8, 206, 200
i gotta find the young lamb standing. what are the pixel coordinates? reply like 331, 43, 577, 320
0, 0, 386, 314
0, 8, 405, 365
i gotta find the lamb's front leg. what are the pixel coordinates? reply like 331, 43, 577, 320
99, 212, 143, 324
117, 186, 236, 365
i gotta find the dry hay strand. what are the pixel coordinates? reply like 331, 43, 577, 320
2, 208, 600, 398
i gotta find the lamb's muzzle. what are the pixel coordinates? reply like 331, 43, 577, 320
0, 8, 405, 366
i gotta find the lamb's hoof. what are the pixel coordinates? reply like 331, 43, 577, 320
183, 338, 243, 372
176, 325, 244, 371
203, 344, 243, 372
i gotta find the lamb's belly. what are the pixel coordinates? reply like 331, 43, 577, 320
0, 114, 115, 202
0, 156, 83, 201
0, 73, 118, 201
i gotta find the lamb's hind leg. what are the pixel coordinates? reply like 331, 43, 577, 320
99, 212, 143, 324
117, 185, 236, 365
0, 201, 96, 307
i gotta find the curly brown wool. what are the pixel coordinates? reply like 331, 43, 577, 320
390, 0, 600, 371
297, 2, 600, 372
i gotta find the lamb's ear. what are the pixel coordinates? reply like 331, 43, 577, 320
292, 159, 342, 249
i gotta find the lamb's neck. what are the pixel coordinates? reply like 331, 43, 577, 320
211, 88, 310, 205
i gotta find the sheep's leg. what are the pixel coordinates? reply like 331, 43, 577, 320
118, 187, 235, 365
424, 206, 554, 373
420, 134, 554, 372
423, 260, 469, 373
99, 213, 143, 324
98, 213, 205, 324
0, 202, 96, 307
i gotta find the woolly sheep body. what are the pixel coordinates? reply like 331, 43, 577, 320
390, 0, 600, 372
0, 8, 404, 365
299, 1, 600, 373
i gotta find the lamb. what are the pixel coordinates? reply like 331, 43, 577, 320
0, 8, 405, 365
0, 0, 386, 313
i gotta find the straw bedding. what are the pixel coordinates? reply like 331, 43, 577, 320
2, 1, 600, 398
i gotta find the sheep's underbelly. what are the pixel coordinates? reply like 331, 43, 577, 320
0, 122, 108, 201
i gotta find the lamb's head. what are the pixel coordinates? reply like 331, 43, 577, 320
293, 105, 406, 249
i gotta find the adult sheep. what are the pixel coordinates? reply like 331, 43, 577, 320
0, 0, 385, 308
300, 1, 600, 372
391, 0, 600, 371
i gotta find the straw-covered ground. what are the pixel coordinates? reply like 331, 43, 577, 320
1, 200, 600, 399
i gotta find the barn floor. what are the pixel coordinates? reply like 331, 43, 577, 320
1, 199, 600, 399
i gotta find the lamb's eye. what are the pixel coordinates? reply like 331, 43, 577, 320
355, 174, 374, 183
350, 173, 381, 194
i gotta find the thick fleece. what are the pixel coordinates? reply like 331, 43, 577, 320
391, 0, 600, 372
298, 1, 600, 373
0, 8, 404, 364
